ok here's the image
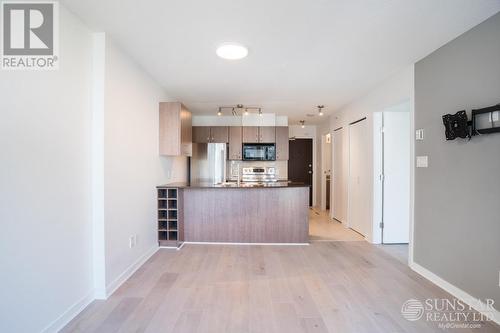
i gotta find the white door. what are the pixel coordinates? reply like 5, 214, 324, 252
382, 111, 410, 243
348, 119, 370, 236
320, 134, 332, 211
332, 128, 347, 222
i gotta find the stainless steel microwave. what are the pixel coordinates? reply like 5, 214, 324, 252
242, 143, 276, 161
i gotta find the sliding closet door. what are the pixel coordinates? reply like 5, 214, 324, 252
332, 128, 347, 222
348, 119, 370, 236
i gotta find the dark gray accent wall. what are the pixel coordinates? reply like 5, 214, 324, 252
415, 12, 500, 308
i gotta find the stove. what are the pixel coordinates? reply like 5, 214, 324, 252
241, 167, 278, 183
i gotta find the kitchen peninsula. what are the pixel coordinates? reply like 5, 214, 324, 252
157, 182, 309, 246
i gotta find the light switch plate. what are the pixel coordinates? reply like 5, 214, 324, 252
492, 111, 499, 122
415, 129, 424, 141
416, 156, 428, 168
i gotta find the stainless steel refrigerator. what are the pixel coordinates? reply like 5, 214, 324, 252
190, 143, 227, 184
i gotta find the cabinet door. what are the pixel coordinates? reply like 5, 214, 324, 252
242, 126, 259, 143
210, 126, 229, 143
192, 126, 210, 143
259, 126, 276, 143
159, 102, 192, 156
275, 126, 289, 160
180, 104, 192, 156
228, 126, 242, 160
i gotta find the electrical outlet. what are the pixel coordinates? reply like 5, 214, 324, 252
416, 156, 428, 168
129, 236, 134, 248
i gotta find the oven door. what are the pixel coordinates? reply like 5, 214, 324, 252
242, 144, 276, 161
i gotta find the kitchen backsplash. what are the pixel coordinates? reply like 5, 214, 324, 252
227, 160, 288, 180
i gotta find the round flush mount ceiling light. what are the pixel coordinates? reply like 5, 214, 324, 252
216, 43, 248, 60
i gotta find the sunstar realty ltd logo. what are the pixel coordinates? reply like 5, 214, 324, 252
401, 298, 496, 329
1, 1, 59, 70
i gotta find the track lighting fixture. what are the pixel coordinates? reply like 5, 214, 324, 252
217, 105, 263, 116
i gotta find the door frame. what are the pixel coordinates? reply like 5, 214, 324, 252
288, 126, 317, 207
288, 137, 314, 206
373, 101, 412, 245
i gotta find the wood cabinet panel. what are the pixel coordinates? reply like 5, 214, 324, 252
180, 105, 192, 155
242, 126, 259, 143
259, 126, 276, 143
228, 126, 242, 160
183, 187, 309, 243
192, 126, 210, 143
275, 126, 289, 160
159, 102, 192, 156
210, 126, 229, 143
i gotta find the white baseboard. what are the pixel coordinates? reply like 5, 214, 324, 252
41, 291, 94, 333
410, 261, 500, 326
104, 245, 159, 298
183, 241, 309, 246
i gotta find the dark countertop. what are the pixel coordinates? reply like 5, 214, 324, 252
157, 181, 309, 189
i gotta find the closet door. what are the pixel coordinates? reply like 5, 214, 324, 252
332, 128, 346, 223
382, 111, 410, 243
348, 119, 370, 237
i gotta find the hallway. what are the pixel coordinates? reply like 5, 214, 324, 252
309, 208, 364, 242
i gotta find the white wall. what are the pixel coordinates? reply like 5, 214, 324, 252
0, 8, 188, 332
330, 66, 414, 242
101, 39, 187, 294
192, 114, 288, 126
0, 8, 94, 333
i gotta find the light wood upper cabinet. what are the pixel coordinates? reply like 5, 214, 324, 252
242, 126, 259, 143
228, 126, 242, 160
259, 126, 276, 143
192, 126, 210, 143
275, 126, 289, 160
242, 126, 275, 143
159, 102, 192, 156
210, 126, 229, 143
192, 126, 229, 143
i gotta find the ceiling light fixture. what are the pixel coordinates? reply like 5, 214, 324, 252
318, 105, 324, 116
300, 120, 305, 128
216, 43, 248, 60
218, 105, 262, 116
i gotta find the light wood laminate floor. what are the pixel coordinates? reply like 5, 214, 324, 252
62, 242, 498, 333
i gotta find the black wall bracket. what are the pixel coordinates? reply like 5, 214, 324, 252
442, 103, 500, 140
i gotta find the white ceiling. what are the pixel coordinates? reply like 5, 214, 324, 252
62, 0, 500, 124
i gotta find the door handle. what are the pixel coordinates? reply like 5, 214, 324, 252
308, 171, 312, 174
